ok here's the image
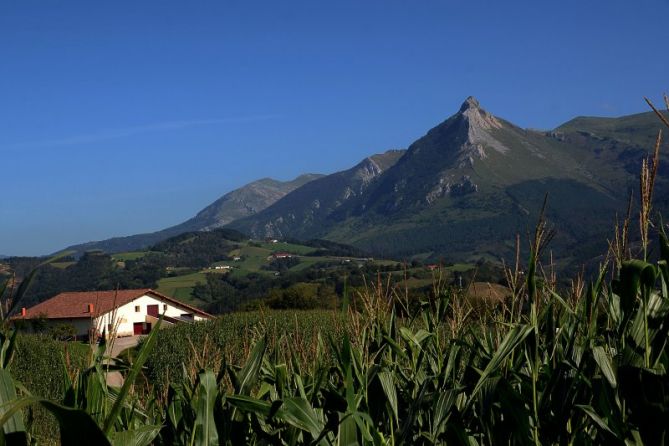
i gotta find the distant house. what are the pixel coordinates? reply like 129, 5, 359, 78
233, 256, 242, 261
214, 265, 231, 270
427, 264, 440, 271
271, 252, 293, 259
13, 288, 212, 339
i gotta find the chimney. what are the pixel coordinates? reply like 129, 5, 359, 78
21, 308, 26, 317
87, 303, 94, 313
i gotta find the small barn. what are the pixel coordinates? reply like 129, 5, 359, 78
14, 288, 212, 339
271, 252, 293, 259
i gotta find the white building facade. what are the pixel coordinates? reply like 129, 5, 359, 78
15, 289, 212, 339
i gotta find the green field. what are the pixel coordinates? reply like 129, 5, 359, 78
50, 261, 76, 269
256, 241, 318, 255
156, 271, 208, 306
447, 262, 475, 272
111, 251, 150, 261
153, 237, 467, 307
231, 245, 272, 273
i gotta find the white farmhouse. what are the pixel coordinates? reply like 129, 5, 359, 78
14, 288, 212, 339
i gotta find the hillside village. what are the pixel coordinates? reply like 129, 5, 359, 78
1, 231, 488, 322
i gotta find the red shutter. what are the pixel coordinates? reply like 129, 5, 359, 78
147, 305, 159, 317
133, 323, 143, 335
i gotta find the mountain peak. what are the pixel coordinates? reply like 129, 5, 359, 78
459, 96, 481, 112
424, 96, 509, 166
457, 96, 503, 133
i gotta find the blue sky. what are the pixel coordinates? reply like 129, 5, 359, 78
1, 0, 668, 255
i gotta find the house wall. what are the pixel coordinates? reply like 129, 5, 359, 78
94, 293, 207, 337
47, 318, 94, 338
16, 318, 94, 339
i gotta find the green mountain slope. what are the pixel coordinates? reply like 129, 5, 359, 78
549, 111, 669, 190
229, 150, 405, 239
60, 98, 669, 271
229, 98, 668, 269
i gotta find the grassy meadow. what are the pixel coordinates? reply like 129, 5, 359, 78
151, 237, 422, 307
155, 271, 209, 305
111, 251, 150, 261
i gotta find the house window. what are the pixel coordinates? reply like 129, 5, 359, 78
135, 305, 140, 312
163, 304, 167, 311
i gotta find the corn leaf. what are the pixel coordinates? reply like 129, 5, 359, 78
337, 412, 357, 446
577, 404, 618, 438
377, 371, 398, 423
226, 394, 273, 418
0, 369, 25, 442
193, 371, 219, 446
110, 424, 161, 446
469, 325, 533, 403
277, 397, 324, 438
592, 346, 617, 388
236, 338, 266, 395
0, 397, 111, 445
102, 315, 162, 435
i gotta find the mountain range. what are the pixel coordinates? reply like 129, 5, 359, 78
66, 174, 321, 254
66, 97, 669, 270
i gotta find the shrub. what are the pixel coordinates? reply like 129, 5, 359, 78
11, 335, 89, 441
47, 323, 77, 341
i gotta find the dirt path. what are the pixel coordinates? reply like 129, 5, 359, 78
105, 336, 141, 387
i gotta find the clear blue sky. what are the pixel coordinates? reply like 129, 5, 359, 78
2, 0, 668, 255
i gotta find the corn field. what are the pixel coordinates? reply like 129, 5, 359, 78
142, 310, 350, 395
2, 245, 669, 445
0, 98, 668, 445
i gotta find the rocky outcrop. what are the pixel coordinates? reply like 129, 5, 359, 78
198, 174, 322, 230
455, 96, 509, 167
426, 175, 478, 204
228, 149, 406, 238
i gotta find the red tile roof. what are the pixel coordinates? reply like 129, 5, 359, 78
15, 289, 212, 320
